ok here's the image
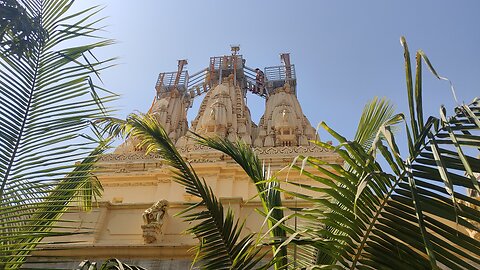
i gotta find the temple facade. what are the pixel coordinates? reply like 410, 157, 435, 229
33, 49, 343, 268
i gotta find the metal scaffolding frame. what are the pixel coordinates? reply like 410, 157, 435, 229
153, 49, 298, 102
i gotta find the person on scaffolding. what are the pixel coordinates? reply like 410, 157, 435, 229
254, 68, 265, 95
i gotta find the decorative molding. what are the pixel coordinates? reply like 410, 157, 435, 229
98, 145, 336, 169
102, 181, 157, 187
255, 145, 330, 155
186, 158, 222, 163
99, 153, 164, 162
101, 145, 331, 160
115, 168, 130, 173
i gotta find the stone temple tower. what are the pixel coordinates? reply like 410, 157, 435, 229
254, 53, 317, 148
36, 47, 342, 269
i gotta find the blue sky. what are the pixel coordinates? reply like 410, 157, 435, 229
75, 0, 480, 145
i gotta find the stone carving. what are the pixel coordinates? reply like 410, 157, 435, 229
187, 158, 221, 163
255, 83, 317, 147
143, 200, 169, 225
99, 145, 332, 164
99, 153, 164, 162
150, 89, 190, 144
106, 72, 329, 163
115, 168, 130, 173
186, 82, 255, 145
115, 87, 190, 154
141, 200, 169, 244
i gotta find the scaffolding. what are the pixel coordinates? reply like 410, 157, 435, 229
186, 53, 248, 100
208, 54, 245, 86
153, 49, 297, 101
155, 60, 189, 98
264, 53, 297, 95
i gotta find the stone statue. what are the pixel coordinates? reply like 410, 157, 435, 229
141, 200, 169, 244
209, 107, 216, 121
143, 200, 168, 225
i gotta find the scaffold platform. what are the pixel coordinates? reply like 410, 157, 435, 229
153, 48, 297, 101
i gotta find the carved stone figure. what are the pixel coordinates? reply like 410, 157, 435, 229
143, 200, 168, 225
141, 200, 169, 244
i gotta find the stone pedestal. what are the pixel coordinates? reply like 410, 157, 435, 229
141, 223, 163, 244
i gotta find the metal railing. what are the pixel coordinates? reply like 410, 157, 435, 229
209, 55, 244, 71
186, 68, 210, 100
188, 68, 208, 88
264, 64, 296, 95
153, 55, 296, 100
243, 66, 257, 88
155, 70, 189, 94
264, 64, 296, 81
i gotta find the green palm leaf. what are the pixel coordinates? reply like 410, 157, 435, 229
354, 97, 397, 152
283, 38, 480, 269
272, 97, 398, 268
0, 0, 46, 58
77, 259, 148, 270
193, 135, 288, 269
0, 0, 115, 268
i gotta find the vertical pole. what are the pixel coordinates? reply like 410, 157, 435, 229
280, 53, 292, 79
218, 57, 222, 85
209, 59, 214, 89
174, 59, 187, 88
233, 55, 237, 87
155, 73, 165, 99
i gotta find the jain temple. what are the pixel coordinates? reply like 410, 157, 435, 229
33, 47, 343, 268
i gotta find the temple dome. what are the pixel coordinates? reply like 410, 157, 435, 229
177, 78, 255, 148
115, 89, 190, 154
254, 83, 317, 147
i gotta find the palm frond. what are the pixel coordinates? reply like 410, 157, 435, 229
0, 0, 47, 58
294, 97, 397, 266
283, 38, 480, 269
193, 135, 287, 269
354, 97, 397, 151
77, 259, 148, 270
0, 0, 115, 267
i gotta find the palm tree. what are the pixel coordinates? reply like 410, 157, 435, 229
0, 0, 115, 268
280, 37, 480, 269
193, 135, 288, 269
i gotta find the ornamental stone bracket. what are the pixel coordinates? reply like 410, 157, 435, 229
141, 200, 169, 244
141, 223, 163, 244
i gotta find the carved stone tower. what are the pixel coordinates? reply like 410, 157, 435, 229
254, 54, 317, 147
115, 60, 191, 154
